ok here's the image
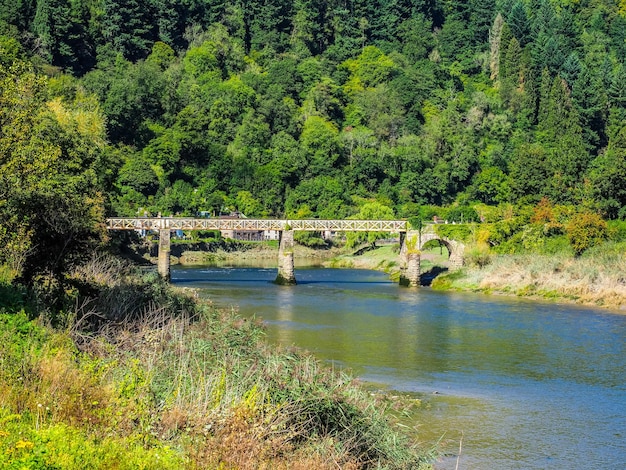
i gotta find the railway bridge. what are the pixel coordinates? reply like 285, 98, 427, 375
106, 217, 465, 286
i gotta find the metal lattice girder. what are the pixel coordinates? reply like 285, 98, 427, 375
287, 219, 407, 232
106, 218, 408, 232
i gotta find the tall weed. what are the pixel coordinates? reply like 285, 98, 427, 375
0, 256, 434, 470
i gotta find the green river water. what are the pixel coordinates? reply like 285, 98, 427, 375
173, 265, 626, 470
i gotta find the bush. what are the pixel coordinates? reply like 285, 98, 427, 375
541, 235, 572, 255
445, 206, 480, 223
294, 231, 329, 248
464, 245, 492, 268
434, 223, 473, 242
565, 212, 608, 256
608, 220, 626, 242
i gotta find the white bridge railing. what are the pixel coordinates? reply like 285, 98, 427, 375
106, 218, 408, 232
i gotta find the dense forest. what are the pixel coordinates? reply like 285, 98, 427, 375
3, 4, 626, 467
2, 0, 626, 280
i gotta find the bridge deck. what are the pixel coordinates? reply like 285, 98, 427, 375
106, 218, 408, 232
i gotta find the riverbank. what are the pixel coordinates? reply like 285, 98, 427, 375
328, 244, 626, 311
325, 245, 449, 285
138, 239, 343, 266
0, 259, 434, 469
431, 251, 626, 311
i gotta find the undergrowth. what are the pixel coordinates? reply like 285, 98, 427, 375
432, 251, 626, 309
0, 255, 434, 469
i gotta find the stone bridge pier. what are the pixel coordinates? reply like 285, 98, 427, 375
158, 228, 171, 281
275, 230, 296, 285
399, 229, 465, 287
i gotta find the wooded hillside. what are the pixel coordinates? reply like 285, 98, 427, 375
2, 0, 626, 224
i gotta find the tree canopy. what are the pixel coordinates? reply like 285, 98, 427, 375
1, 0, 626, 280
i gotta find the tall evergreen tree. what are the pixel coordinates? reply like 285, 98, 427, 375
531, 0, 557, 37
497, 22, 512, 82
101, 0, 156, 61
518, 49, 539, 127
607, 63, 626, 140
538, 76, 589, 202
489, 13, 505, 80
500, 37, 522, 108
509, 143, 549, 202
572, 63, 607, 152
246, 0, 293, 53
560, 52, 581, 89
609, 14, 626, 62
469, 0, 496, 45
33, 0, 72, 64
508, 1, 530, 46
0, 0, 35, 34
589, 124, 626, 219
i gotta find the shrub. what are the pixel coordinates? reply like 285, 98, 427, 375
607, 220, 626, 242
294, 231, 329, 248
434, 223, 473, 242
541, 235, 572, 255
464, 245, 492, 268
565, 212, 608, 256
445, 206, 480, 223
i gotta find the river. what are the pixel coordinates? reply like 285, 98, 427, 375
172, 265, 626, 470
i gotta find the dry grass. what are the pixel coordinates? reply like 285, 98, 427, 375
0, 253, 434, 469
442, 250, 626, 310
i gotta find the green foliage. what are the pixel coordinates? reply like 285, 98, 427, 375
285, 176, 349, 218
607, 220, 626, 242
0, 61, 107, 288
446, 206, 480, 223
434, 224, 474, 242
345, 200, 395, 248
6, 0, 614, 222
0, 415, 185, 469
341, 46, 398, 90
294, 231, 328, 248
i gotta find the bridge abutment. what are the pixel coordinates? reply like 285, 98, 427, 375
445, 240, 465, 270
276, 230, 296, 285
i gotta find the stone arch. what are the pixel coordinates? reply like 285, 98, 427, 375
418, 232, 465, 270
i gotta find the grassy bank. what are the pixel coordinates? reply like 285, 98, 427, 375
325, 242, 626, 311
432, 245, 626, 311
0, 257, 434, 469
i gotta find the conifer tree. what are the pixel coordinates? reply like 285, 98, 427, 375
589, 124, 626, 219
497, 22, 512, 82
508, 1, 530, 46
500, 37, 521, 108
33, 0, 72, 64
572, 63, 607, 152
538, 76, 589, 202
518, 51, 539, 127
489, 13, 505, 80
101, 0, 156, 61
